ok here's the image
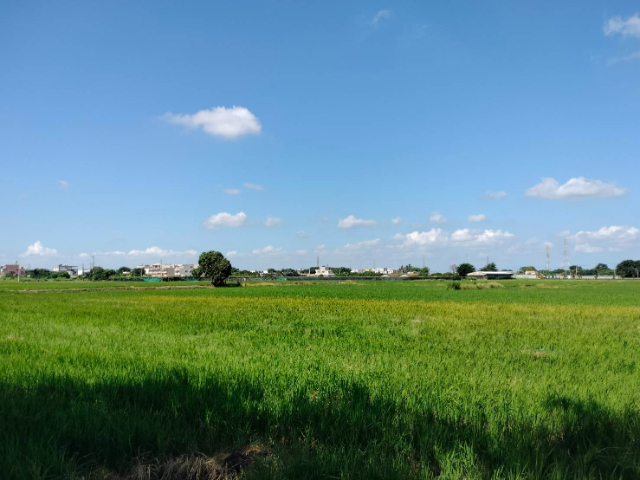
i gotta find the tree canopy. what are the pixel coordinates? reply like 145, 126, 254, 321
457, 263, 475, 277
197, 251, 232, 286
481, 262, 498, 272
615, 260, 640, 278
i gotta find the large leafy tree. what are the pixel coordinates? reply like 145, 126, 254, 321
481, 262, 498, 272
457, 263, 475, 277
615, 260, 640, 278
197, 251, 232, 286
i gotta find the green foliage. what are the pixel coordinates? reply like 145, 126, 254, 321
417, 267, 430, 276
197, 251, 232, 286
116, 266, 131, 275
456, 263, 475, 277
481, 262, 498, 272
616, 259, 640, 278
129, 267, 145, 277
331, 267, 352, 276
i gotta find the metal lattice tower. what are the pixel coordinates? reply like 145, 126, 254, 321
562, 239, 569, 273
546, 244, 550, 273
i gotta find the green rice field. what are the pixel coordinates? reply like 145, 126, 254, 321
1, 279, 639, 479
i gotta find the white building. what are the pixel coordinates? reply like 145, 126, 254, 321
372, 267, 396, 274
314, 266, 335, 277
53, 264, 78, 276
141, 263, 175, 278
173, 264, 198, 277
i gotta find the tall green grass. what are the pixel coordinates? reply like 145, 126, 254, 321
1, 280, 639, 479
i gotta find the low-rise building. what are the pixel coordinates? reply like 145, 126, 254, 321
0, 264, 26, 277
53, 264, 79, 277
173, 264, 197, 277
314, 266, 335, 277
144, 263, 176, 278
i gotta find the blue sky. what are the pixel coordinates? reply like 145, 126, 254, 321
1, 0, 639, 271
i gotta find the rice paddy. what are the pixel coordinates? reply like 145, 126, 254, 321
1, 279, 639, 479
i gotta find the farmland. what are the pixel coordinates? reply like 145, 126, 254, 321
1, 280, 639, 479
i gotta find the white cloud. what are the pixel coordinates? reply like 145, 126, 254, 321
371, 9, 390, 27
451, 229, 514, 246
252, 245, 283, 255
21, 241, 58, 257
337, 215, 377, 228
127, 246, 197, 256
224, 188, 241, 195
482, 191, 507, 201
468, 214, 487, 223
161, 106, 262, 139
604, 14, 640, 37
226, 251, 237, 257
297, 231, 308, 238
264, 216, 283, 227
295, 249, 308, 255
59, 180, 69, 189
570, 226, 639, 244
243, 182, 264, 191
430, 212, 447, 224
204, 212, 247, 229
397, 229, 447, 246
79, 253, 89, 258
575, 243, 604, 253
525, 177, 627, 200
391, 217, 401, 225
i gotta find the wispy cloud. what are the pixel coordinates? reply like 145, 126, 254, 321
59, 180, 69, 190
337, 215, 377, 228
224, 188, 241, 195
21, 241, 58, 257
525, 177, 627, 200
482, 191, 507, 201
203, 212, 248, 229
127, 246, 197, 256
264, 216, 283, 227
608, 50, 640, 64
161, 106, 262, 139
391, 217, 401, 225
604, 13, 640, 37
243, 182, 264, 191
468, 214, 487, 223
252, 245, 284, 256
430, 212, 447, 224
371, 9, 390, 27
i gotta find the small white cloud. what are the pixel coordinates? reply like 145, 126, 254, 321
575, 243, 604, 253
264, 216, 283, 227
21, 241, 58, 257
59, 180, 69, 190
468, 214, 487, 223
161, 106, 262, 139
252, 245, 283, 255
452, 229, 514, 246
297, 231, 308, 238
226, 251, 237, 257
243, 182, 265, 191
295, 249, 308, 255
430, 212, 447, 224
482, 191, 507, 201
224, 188, 241, 195
204, 212, 247, 229
525, 177, 627, 200
337, 215, 377, 228
391, 217, 401, 225
79, 253, 89, 258
397, 229, 447, 246
371, 9, 390, 27
604, 14, 640, 37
